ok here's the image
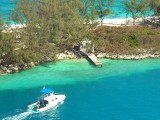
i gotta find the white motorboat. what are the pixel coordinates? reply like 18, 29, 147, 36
28, 88, 66, 113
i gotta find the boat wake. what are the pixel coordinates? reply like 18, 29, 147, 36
2, 111, 32, 120
2, 100, 64, 120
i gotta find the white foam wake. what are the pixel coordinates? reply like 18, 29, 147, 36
2, 111, 32, 120
2, 101, 64, 120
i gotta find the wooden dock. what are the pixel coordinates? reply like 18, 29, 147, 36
87, 54, 102, 67
73, 48, 102, 67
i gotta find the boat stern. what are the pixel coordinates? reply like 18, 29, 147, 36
27, 102, 39, 113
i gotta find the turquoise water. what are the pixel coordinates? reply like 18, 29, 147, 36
0, 0, 18, 21
0, 1, 159, 119
0, 59, 160, 119
0, 0, 153, 23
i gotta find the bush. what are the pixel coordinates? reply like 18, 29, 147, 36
123, 33, 139, 47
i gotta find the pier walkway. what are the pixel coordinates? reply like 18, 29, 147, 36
87, 54, 102, 67
72, 45, 102, 67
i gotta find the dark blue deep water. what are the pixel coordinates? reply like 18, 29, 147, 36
0, 1, 159, 120
0, 59, 160, 120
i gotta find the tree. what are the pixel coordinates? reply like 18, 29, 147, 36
78, 0, 97, 25
92, 0, 115, 26
0, 32, 17, 64
148, 0, 160, 25
138, 0, 150, 22
149, 0, 160, 16
10, 0, 90, 64
0, 14, 3, 27
122, 0, 148, 25
0, 7, 3, 30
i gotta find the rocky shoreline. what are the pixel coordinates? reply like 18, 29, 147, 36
97, 53, 160, 60
0, 62, 36, 75
0, 51, 160, 75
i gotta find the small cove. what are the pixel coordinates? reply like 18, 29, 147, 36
0, 59, 160, 119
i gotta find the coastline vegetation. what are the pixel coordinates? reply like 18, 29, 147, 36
0, 0, 160, 74
93, 26, 160, 54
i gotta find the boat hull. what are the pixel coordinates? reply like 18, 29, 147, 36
28, 94, 66, 113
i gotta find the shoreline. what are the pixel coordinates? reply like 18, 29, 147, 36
2, 16, 151, 30
1, 51, 160, 75
95, 16, 157, 26
97, 53, 160, 60
1, 17, 144, 33
1, 17, 159, 75
57, 51, 160, 60
95, 17, 143, 26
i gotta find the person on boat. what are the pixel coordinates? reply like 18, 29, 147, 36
37, 101, 41, 109
44, 100, 49, 105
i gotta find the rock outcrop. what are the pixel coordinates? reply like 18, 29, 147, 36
97, 53, 160, 60
0, 51, 77, 74
0, 62, 36, 74
56, 50, 77, 60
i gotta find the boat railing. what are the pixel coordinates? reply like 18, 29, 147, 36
54, 93, 65, 95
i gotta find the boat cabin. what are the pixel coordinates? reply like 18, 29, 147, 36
37, 88, 54, 108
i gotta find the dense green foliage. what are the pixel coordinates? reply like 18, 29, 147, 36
149, 0, 160, 16
121, 0, 160, 24
93, 0, 115, 25
93, 26, 160, 54
0, 14, 3, 28
122, 0, 149, 24
79, 0, 115, 25
1, 0, 91, 65
0, 0, 160, 67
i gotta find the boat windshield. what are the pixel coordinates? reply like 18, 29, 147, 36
39, 93, 50, 100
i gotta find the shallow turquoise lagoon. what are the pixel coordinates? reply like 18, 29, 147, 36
0, 59, 160, 120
